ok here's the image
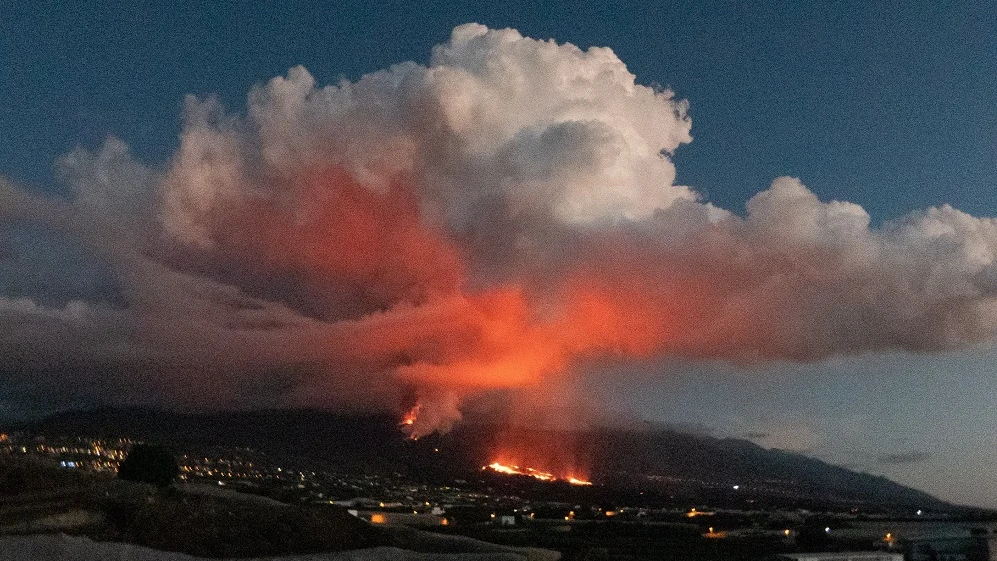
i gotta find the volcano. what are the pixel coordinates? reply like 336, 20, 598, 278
5, 407, 949, 511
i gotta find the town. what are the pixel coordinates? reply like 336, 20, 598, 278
3, 429, 996, 560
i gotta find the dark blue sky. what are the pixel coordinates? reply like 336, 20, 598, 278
4, 1, 997, 219
4, 1, 997, 507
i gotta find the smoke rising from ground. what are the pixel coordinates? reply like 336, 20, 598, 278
4, 24, 997, 435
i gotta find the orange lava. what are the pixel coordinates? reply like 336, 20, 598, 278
401, 403, 421, 424
399, 405, 421, 439
484, 462, 592, 485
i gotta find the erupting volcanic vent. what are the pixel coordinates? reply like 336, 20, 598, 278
7, 24, 997, 441
400, 405, 419, 430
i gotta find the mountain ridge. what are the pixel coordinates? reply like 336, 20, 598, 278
4, 407, 950, 511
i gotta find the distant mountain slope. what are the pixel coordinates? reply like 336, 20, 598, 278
589, 428, 944, 508
453, 423, 947, 510
6, 408, 948, 511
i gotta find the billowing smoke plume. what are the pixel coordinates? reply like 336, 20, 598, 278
4, 24, 997, 435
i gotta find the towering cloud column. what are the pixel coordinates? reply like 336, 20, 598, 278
4, 24, 997, 434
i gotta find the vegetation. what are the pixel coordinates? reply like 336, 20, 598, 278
117, 444, 179, 487
96, 489, 382, 558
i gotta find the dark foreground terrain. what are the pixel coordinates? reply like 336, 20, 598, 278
0, 455, 555, 560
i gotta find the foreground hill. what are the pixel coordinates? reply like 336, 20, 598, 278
0, 534, 540, 561
7, 407, 948, 511
0, 455, 557, 561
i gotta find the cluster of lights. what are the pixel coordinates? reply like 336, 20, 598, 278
6, 436, 135, 474
705, 526, 727, 538
700, 526, 897, 542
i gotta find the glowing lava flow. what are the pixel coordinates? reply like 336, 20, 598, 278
484, 462, 592, 485
486, 462, 555, 481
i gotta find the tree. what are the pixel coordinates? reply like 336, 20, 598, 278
117, 444, 179, 487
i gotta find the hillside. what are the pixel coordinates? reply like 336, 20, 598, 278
6, 408, 948, 511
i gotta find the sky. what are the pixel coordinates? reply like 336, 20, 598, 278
2, 2, 997, 507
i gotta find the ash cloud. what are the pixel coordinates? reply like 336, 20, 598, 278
5, 24, 997, 434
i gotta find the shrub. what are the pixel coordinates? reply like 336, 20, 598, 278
117, 444, 179, 487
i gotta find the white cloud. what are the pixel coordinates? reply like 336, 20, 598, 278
3, 24, 997, 434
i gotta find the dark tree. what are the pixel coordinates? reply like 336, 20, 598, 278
118, 444, 179, 487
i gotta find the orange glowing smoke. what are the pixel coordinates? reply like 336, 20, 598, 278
166, 163, 722, 439
484, 462, 591, 485
166, 163, 702, 438
87, 31, 991, 453
372, 280, 687, 437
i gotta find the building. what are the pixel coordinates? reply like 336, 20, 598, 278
778, 553, 903, 561
359, 511, 449, 527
